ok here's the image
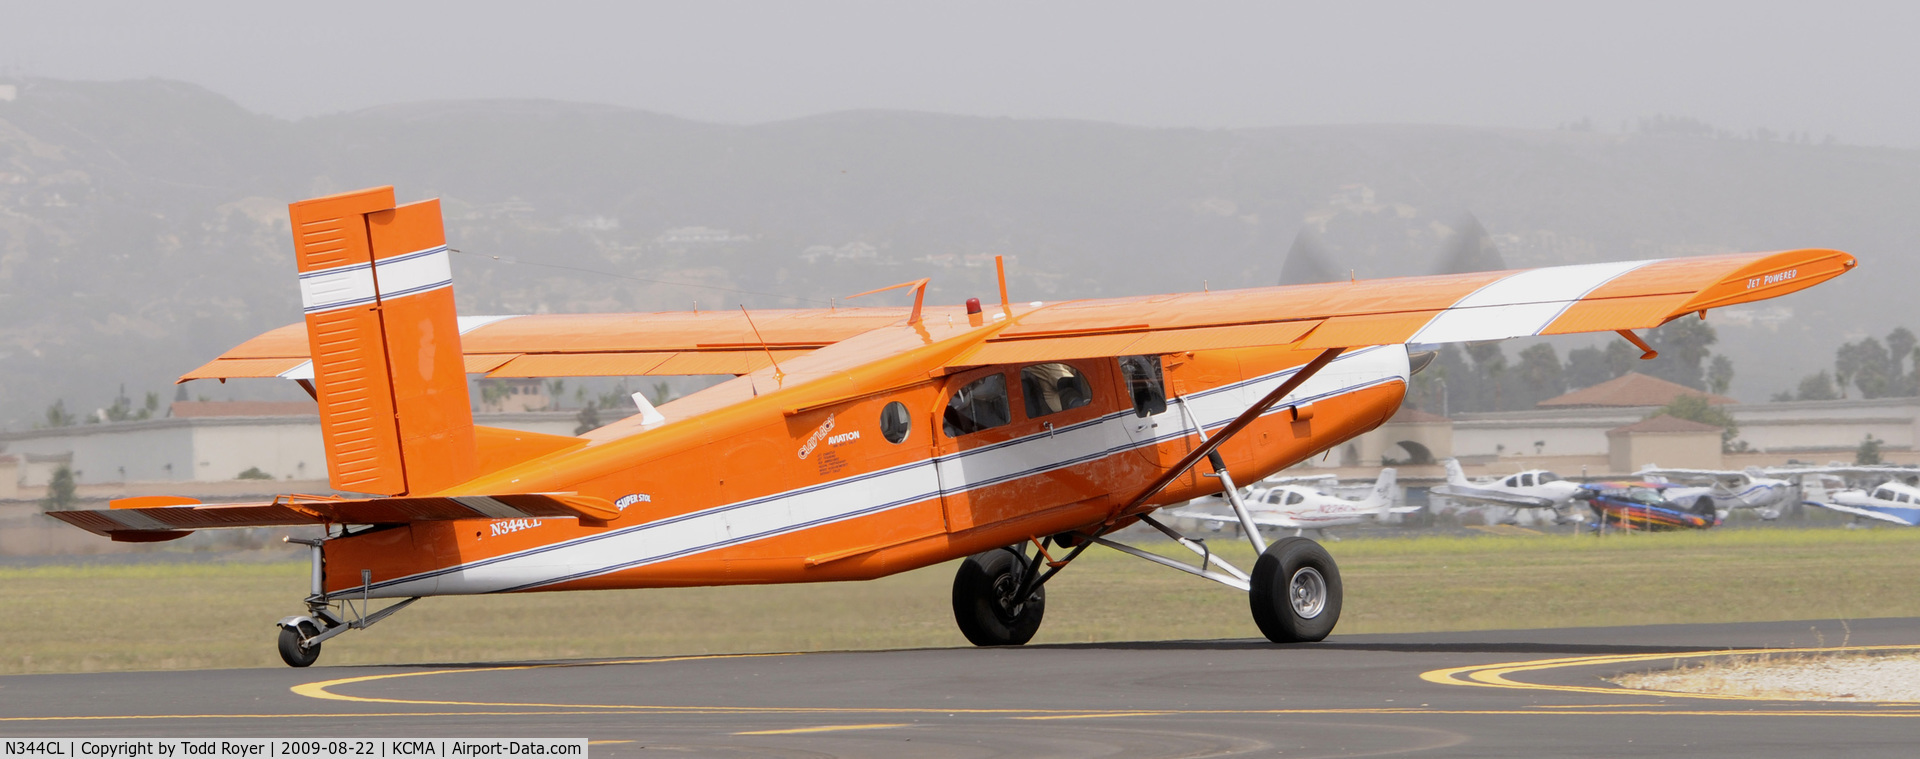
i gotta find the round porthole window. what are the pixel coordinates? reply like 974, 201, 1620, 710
880, 401, 911, 443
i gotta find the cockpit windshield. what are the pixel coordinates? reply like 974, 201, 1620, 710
1625, 487, 1669, 506
1538, 471, 1563, 483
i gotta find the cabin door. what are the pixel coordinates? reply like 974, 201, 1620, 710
934, 360, 1139, 533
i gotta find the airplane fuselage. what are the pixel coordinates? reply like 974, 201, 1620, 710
1831, 483, 1920, 526
325, 325, 1410, 599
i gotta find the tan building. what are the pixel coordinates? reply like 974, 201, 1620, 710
0, 401, 577, 497
1350, 408, 1453, 467
1536, 372, 1735, 409
1607, 414, 1725, 472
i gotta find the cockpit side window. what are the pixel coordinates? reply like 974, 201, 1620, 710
1118, 355, 1168, 418
1021, 363, 1095, 419
1876, 488, 1896, 501
1286, 492, 1305, 506
1520, 473, 1536, 487
1503, 476, 1520, 488
944, 373, 1011, 437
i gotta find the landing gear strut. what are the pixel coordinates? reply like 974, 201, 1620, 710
276, 536, 420, 668
947, 347, 1351, 648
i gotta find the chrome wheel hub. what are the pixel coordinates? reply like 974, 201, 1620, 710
1288, 566, 1327, 619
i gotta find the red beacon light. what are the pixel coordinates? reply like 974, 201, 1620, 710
965, 297, 982, 315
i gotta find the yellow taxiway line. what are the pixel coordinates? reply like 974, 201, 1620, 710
1421, 644, 1920, 704
735, 723, 910, 735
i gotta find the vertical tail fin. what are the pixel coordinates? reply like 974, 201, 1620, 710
292, 187, 476, 495
1372, 467, 1398, 519
1443, 458, 1468, 485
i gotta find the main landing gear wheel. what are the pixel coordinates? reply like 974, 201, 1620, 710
952, 547, 1046, 646
1249, 536, 1342, 643
277, 621, 322, 668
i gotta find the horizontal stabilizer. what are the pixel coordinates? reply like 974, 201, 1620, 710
46, 492, 618, 539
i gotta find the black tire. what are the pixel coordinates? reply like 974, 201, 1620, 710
952, 548, 1046, 646
1249, 536, 1342, 643
277, 621, 322, 668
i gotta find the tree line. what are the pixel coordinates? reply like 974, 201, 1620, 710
1773, 327, 1919, 402
1403, 318, 1731, 415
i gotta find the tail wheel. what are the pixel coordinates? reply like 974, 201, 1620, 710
952, 548, 1046, 646
277, 621, 322, 668
1249, 536, 1342, 643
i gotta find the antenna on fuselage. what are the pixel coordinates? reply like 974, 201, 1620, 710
996, 255, 1010, 307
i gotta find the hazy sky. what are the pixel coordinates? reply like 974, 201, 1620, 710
7, 1, 1919, 145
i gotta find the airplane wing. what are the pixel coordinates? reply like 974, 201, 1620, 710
45, 493, 620, 541
1763, 465, 1920, 479
1801, 500, 1916, 526
947, 249, 1852, 365
1638, 467, 1738, 480
1428, 485, 1560, 510
1164, 508, 1304, 529
1257, 474, 1341, 486
185, 249, 1851, 381
180, 309, 920, 381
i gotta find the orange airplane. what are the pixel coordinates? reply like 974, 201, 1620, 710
49, 187, 1856, 666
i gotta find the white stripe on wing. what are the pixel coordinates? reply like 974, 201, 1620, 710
1412, 260, 1652, 344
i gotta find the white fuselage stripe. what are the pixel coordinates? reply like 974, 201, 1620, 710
1411, 260, 1653, 344
349, 347, 1411, 598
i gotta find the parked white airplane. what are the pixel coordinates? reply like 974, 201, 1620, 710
1429, 458, 1586, 524
1803, 479, 1920, 527
1635, 466, 1796, 520
1170, 469, 1413, 540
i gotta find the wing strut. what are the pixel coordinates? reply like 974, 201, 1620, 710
1118, 346, 1345, 517
1007, 347, 1345, 602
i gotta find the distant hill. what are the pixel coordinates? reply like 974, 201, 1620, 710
0, 77, 1910, 428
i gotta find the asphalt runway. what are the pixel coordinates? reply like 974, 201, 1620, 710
5, 617, 1918, 758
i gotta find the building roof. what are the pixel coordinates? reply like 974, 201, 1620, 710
1538, 372, 1735, 409
1608, 414, 1725, 435
169, 401, 319, 418
1387, 407, 1450, 424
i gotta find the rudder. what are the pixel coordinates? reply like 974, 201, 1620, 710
292, 187, 476, 495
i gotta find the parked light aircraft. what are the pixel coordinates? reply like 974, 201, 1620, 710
1803, 478, 1920, 527
44, 186, 1855, 665
1168, 469, 1415, 540
1430, 458, 1587, 523
1580, 481, 1718, 530
1636, 466, 1796, 520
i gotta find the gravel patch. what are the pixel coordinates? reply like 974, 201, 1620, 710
1616, 653, 1920, 702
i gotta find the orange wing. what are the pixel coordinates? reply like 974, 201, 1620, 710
949, 249, 1853, 365
180, 308, 922, 382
